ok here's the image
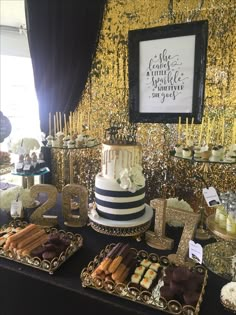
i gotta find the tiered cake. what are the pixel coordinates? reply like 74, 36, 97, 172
95, 143, 146, 221
89, 121, 153, 236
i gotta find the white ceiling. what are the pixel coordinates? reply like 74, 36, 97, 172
0, 0, 26, 28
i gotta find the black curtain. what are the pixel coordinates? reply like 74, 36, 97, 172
25, 0, 106, 135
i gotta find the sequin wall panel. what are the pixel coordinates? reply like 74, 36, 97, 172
70, 0, 236, 207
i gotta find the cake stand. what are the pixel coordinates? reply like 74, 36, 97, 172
171, 153, 235, 240
88, 204, 153, 238
203, 214, 236, 280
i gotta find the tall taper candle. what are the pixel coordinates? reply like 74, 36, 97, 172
54, 114, 56, 137
178, 116, 181, 143
198, 117, 204, 146
49, 112, 51, 136
59, 112, 62, 133
221, 116, 225, 145
232, 118, 236, 144
64, 113, 67, 135
186, 117, 188, 145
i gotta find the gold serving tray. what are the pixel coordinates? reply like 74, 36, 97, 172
81, 243, 208, 315
0, 220, 83, 275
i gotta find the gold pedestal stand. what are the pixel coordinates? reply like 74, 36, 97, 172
194, 162, 212, 240
195, 205, 211, 240
203, 214, 236, 280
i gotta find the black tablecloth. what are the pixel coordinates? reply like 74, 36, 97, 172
0, 195, 232, 315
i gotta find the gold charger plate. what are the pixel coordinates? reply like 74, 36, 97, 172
81, 243, 208, 315
0, 220, 83, 274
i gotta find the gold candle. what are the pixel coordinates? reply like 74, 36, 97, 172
198, 117, 204, 146
59, 112, 62, 133
185, 117, 188, 146
190, 117, 194, 141
53, 114, 56, 137
56, 112, 59, 134
232, 118, 236, 144
178, 116, 181, 143
221, 116, 225, 145
64, 113, 67, 135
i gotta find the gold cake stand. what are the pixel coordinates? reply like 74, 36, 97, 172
203, 214, 236, 280
172, 153, 236, 240
88, 204, 153, 237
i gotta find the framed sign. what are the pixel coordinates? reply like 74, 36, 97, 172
128, 20, 208, 123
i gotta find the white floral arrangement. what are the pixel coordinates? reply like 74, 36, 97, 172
166, 198, 194, 227
10, 138, 40, 155
0, 186, 35, 211
117, 165, 145, 193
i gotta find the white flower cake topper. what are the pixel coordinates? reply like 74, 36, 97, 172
117, 165, 145, 193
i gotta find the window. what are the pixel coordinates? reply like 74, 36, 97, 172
0, 54, 41, 152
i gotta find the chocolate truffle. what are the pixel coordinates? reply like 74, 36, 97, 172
160, 285, 175, 301
183, 291, 200, 306
170, 280, 184, 295
172, 266, 191, 282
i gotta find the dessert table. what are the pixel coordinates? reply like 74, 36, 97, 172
0, 196, 232, 315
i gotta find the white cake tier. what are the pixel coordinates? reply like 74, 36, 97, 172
95, 173, 145, 221
101, 143, 142, 179
88, 204, 153, 228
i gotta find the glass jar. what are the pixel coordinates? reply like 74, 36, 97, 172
226, 211, 236, 235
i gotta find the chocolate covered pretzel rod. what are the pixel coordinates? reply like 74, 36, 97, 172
115, 259, 136, 283
99, 242, 123, 272
111, 250, 135, 282
108, 243, 130, 274
91, 243, 124, 277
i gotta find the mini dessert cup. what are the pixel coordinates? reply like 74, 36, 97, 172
67, 140, 75, 148
182, 148, 192, 158
46, 135, 53, 147
194, 146, 201, 159
174, 144, 183, 156
211, 146, 222, 161
200, 150, 211, 160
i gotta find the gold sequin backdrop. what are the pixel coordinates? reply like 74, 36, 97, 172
52, 0, 236, 209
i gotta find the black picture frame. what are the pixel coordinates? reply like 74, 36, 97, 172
128, 20, 208, 124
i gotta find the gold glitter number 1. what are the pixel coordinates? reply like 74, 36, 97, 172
146, 198, 200, 265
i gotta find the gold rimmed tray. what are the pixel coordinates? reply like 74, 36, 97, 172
81, 243, 208, 315
0, 220, 83, 274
